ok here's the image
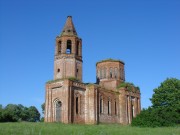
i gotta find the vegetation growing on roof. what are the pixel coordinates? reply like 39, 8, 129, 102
117, 82, 140, 92
46, 77, 81, 84
68, 77, 81, 82
96, 58, 124, 65
46, 79, 63, 84
85, 83, 100, 87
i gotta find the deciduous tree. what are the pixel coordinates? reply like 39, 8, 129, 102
132, 78, 180, 127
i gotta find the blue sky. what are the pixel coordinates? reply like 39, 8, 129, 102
0, 0, 180, 116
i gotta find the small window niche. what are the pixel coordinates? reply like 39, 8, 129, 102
57, 69, 60, 73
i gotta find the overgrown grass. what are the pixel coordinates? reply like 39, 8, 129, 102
0, 122, 179, 135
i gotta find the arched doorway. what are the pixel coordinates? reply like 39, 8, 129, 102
55, 100, 62, 122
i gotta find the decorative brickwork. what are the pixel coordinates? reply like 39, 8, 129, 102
44, 16, 141, 125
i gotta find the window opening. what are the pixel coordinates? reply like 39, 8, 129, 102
58, 41, 61, 54
66, 40, 72, 54
76, 41, 79, 55
115, 68, 118, 79
104, 67, 106, 78
100, 68, 102, 79
120, 68, 122, 79
57, 69, 60, 73
110, 68, 113, 78
108, 97, 111, 115
115, 101, 117, 115
100, 96, 103, 113
127, 96, 129, 123
132, 105, 134, 118
76, 97, 78, 114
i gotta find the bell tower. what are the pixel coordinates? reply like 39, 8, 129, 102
54, 16, 82, 81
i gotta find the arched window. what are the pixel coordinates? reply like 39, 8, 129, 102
110, 68, 113, 78
76, 41, 79, 55
54, 100, 62, 122
104, 67, 106, 78
100, 96, 103, 114
108, 97, 111, 115
58, 41, 61, 54
66, 40, 72, 54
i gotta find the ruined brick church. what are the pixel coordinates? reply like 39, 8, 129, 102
44, 16, 141, 125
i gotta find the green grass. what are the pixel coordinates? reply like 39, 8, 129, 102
0, 122, 179, 135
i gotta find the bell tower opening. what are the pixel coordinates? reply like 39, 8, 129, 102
66, 40, 72, 54
76, 41, 79, 55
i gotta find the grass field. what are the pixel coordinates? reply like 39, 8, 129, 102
0, 122, 179, 135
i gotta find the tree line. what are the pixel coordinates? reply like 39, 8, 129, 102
0, 104, 40, 122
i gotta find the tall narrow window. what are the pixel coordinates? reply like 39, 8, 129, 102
137, 98, 139, 114
115, 100, 117, 115
132, 105, 134, 118
104, 67, 106, 78
66, 40, 72, 54
58, 41, 61, 54
114, 68, 118, 79
110, 68, 113, 78
100, 68, 102, 79
127, 96, 129, 123
123, 69, 125, 80
108, 97, 111, 115
100, 96, 103, 113
102, 68, 104, 79
131, 97, 135, 118
119, 68, 121, 79
97, 70, 100, 83
97, 70, 99, 78
76, 41, 79, 55
76, 97, 78, 114
112, 68, 115, 78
